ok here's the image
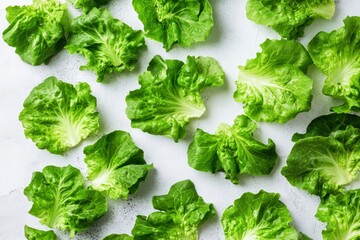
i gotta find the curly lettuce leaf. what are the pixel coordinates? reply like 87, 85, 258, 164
132, 0, 213, 50
126, 55, 224, 141
66, 8, 146, 82
2, 0, 69, 65
316, 189, 360, 239
282, 127, 360, 197
308, 16, 360, 113
84, 130, 153, 200
103, 234, 134, 240
19, 76, 99, 155
132, 180, 215, 240
222, 190, 299, 240
67, 0, 110, 13
246, 0, 335, 39
292, 113, 360, 142
234, 39, 313, 123
24, 165, 107, 237
25, 226, 57, 240
188, 115, 277, 184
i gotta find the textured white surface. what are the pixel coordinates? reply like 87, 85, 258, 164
0, 0, 359, 239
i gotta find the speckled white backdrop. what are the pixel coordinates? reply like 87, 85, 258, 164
1, 0, 359, 239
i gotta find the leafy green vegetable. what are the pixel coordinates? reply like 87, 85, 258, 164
126, 55, 224, 141
2, 0, 69, 65
132, 0, 213, 50
308, 16, 360, 113
246, 0, 335, 39
188, 115, 277, 184
292, 113, 360, 142
67, 0, 110, 13
19, 76, 99, 155
222, 190, 299, 239
25, 226, 57, 240
66, 8, 146, 82
282, 126, 360, 197
131, 179, 215, 239
84, 130, 153, 200
316, 189, 360, 239
103, 234, 134, 240
299, 233, 312, 240
234, 39, 313, 123
24, 165, 107, 237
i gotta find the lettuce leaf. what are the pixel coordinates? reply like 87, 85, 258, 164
282, 126, 360, 197
292, 113, 360, 142
2, 0, 69, 65
66, 8, 146, 82
24, 165, 107, 237
188, 115, 277, 184
19, 76, 99, 154
103, 234, 134, 240
132, 0, 213, 50
308, 16, 360, 113
222, 190, 299, 239
126, 55, 224, 141
25, 226, 57, 240
131, 180, 215, 240
234, 39, 313, 123
246, 0, 335, 39
84, 130, 153, 200
316, 189, 360, 239
67, 0, 110, 13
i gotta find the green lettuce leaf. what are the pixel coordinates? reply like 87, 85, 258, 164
24, 165, 107, 237
103, 234, 134, 240
308, 16, 360, 113
126, 55, 224, 141
84, 130, 153, 200
19, 76, 99, 155
132, 0, 213, 50
131, 179, 215, 240
282, 126, 360, 197
316, 189, 360, 239
246, 0, 335, 39
222, 190, 299, 239
67, 0, 110, 13
25, 226, 57, 240
234, 39, 313, 123
66, 8, 146, 82
2, 0, 69, 65
188, 115, 277, 184
292, 113, 360, 142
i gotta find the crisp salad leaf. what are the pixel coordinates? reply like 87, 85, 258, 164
67, 0, 110, 13
246, 0, 335, 39
84, 130, 153, 200
188, 115, 277, 184
103, 234, 134, 240
25, 226, 57, 240
132, 179, 215, 240
132, 0, 213, 50
292, 113, 360, 142
234, 39, 313, 123
282, 126, 360, 197
308, 16, 360, 113
126, 55, 224, 141
222, 190, 299, 239
316, 189, 360, 239
2, 0, 69, 65
24, 165, 107, 237
19, 76, 99, 155
66, 8, 146, 82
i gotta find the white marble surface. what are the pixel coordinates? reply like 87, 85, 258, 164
0, 0, 359, 239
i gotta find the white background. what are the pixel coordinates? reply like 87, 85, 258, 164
1, 0, 359, 239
